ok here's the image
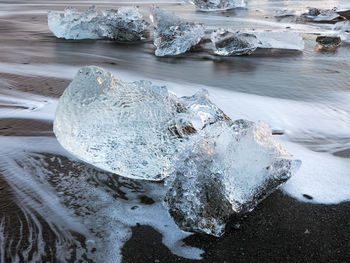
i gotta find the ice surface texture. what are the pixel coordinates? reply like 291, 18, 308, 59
48, 5, 149, 41
333, 21, 350, 42
54, 66, 301, 236
190, 0, 246, 11
151, 7, 205, 57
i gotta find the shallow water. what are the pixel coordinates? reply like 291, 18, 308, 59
0, 0, 350, 262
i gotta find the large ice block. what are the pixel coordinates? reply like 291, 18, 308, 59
54, 66, 193, 181
151, 7, 205, 57
190, 0, 246, 11
165, 119, 301, 236
48, 5, 149, 41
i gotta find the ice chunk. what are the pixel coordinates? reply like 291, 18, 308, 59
165, 119, 301, 237
190, 0, 246, 11
274, 9, 296, 18
54, 66, 195, 181
211, 29, 260, 56
255, 31, 305, 50
301, 7, 343, 22
48, 5, 149, 41
333, 21, 350, 42
151, 7, 205, 56
211, 30, 304, 55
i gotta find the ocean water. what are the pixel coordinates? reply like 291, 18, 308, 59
0, 0, 349, 262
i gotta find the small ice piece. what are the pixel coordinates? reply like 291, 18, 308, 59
165, 119, 301, 237
316, 36, 341, 50
211, 29, 260, 56
274, 9, 296, 18
190, 0, 246, 11
255, 31, 305, 50
333, 21, 350, 42
151, 7, 205, 57
54, 66, 195, 181
301, 7, 342, 22
48, 5, 149, 41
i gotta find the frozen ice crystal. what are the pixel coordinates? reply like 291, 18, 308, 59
54, 66, 301, 236
190, 0, 246, 11
54, 66, 194, 181
151, 7, 205, 57
48, 5, 149, 41
165, 119, 301, 236
211, 29, 260, 56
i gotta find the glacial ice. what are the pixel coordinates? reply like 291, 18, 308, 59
301, 7, 342, 22
54, 66, 301, 236
151, 7, 205, 57
48, 5, 149, 41
211, 29, 260, 56
333, 21, 350, 42
255, 31, 305, 50
190, 0, 247, 11
165, 119, 301, 236
210, 30, 304, 56
274, 9, 296, 18
54, 66, 193, 181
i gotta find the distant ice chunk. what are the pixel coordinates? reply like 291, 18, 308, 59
165, 118, 301, 237
255, 31, 305, 50
151, 7, 205, 56
54, 66, 195, 181
190, 0, 246, 11
333, 21, 350, 42
301, 7, 343, 22
210, 30, 304, 55
48, 5, 149, 41
274, 9, 296, 18
211, 29, 260, 56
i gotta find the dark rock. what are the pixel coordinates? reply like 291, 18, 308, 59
316, 36, 341, 49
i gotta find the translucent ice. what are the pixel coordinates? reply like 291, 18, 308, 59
301, 7, 342, 22
255, 31, 305, 50
333, 21, 350, 42
48, 5, 149, 41
151, 7, 205, 57
210, 30, 304, 56
54, 66, 300, 236
54, 66, 194, 181
211, 29, 260, 56
190, 0, 246, 11
165, 119, 301, 237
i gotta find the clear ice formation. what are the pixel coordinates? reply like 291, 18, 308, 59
48, 5, 149, 41
301, 7, 342, 22
255, 31, 305, 50
54, 66, 301, 236
190, 0, 247, 11
165, 117, 301, 236
211, 29, 260, 56
210, 30, 304, 56
151, 7, 205, 57
333, 21, 350, 42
